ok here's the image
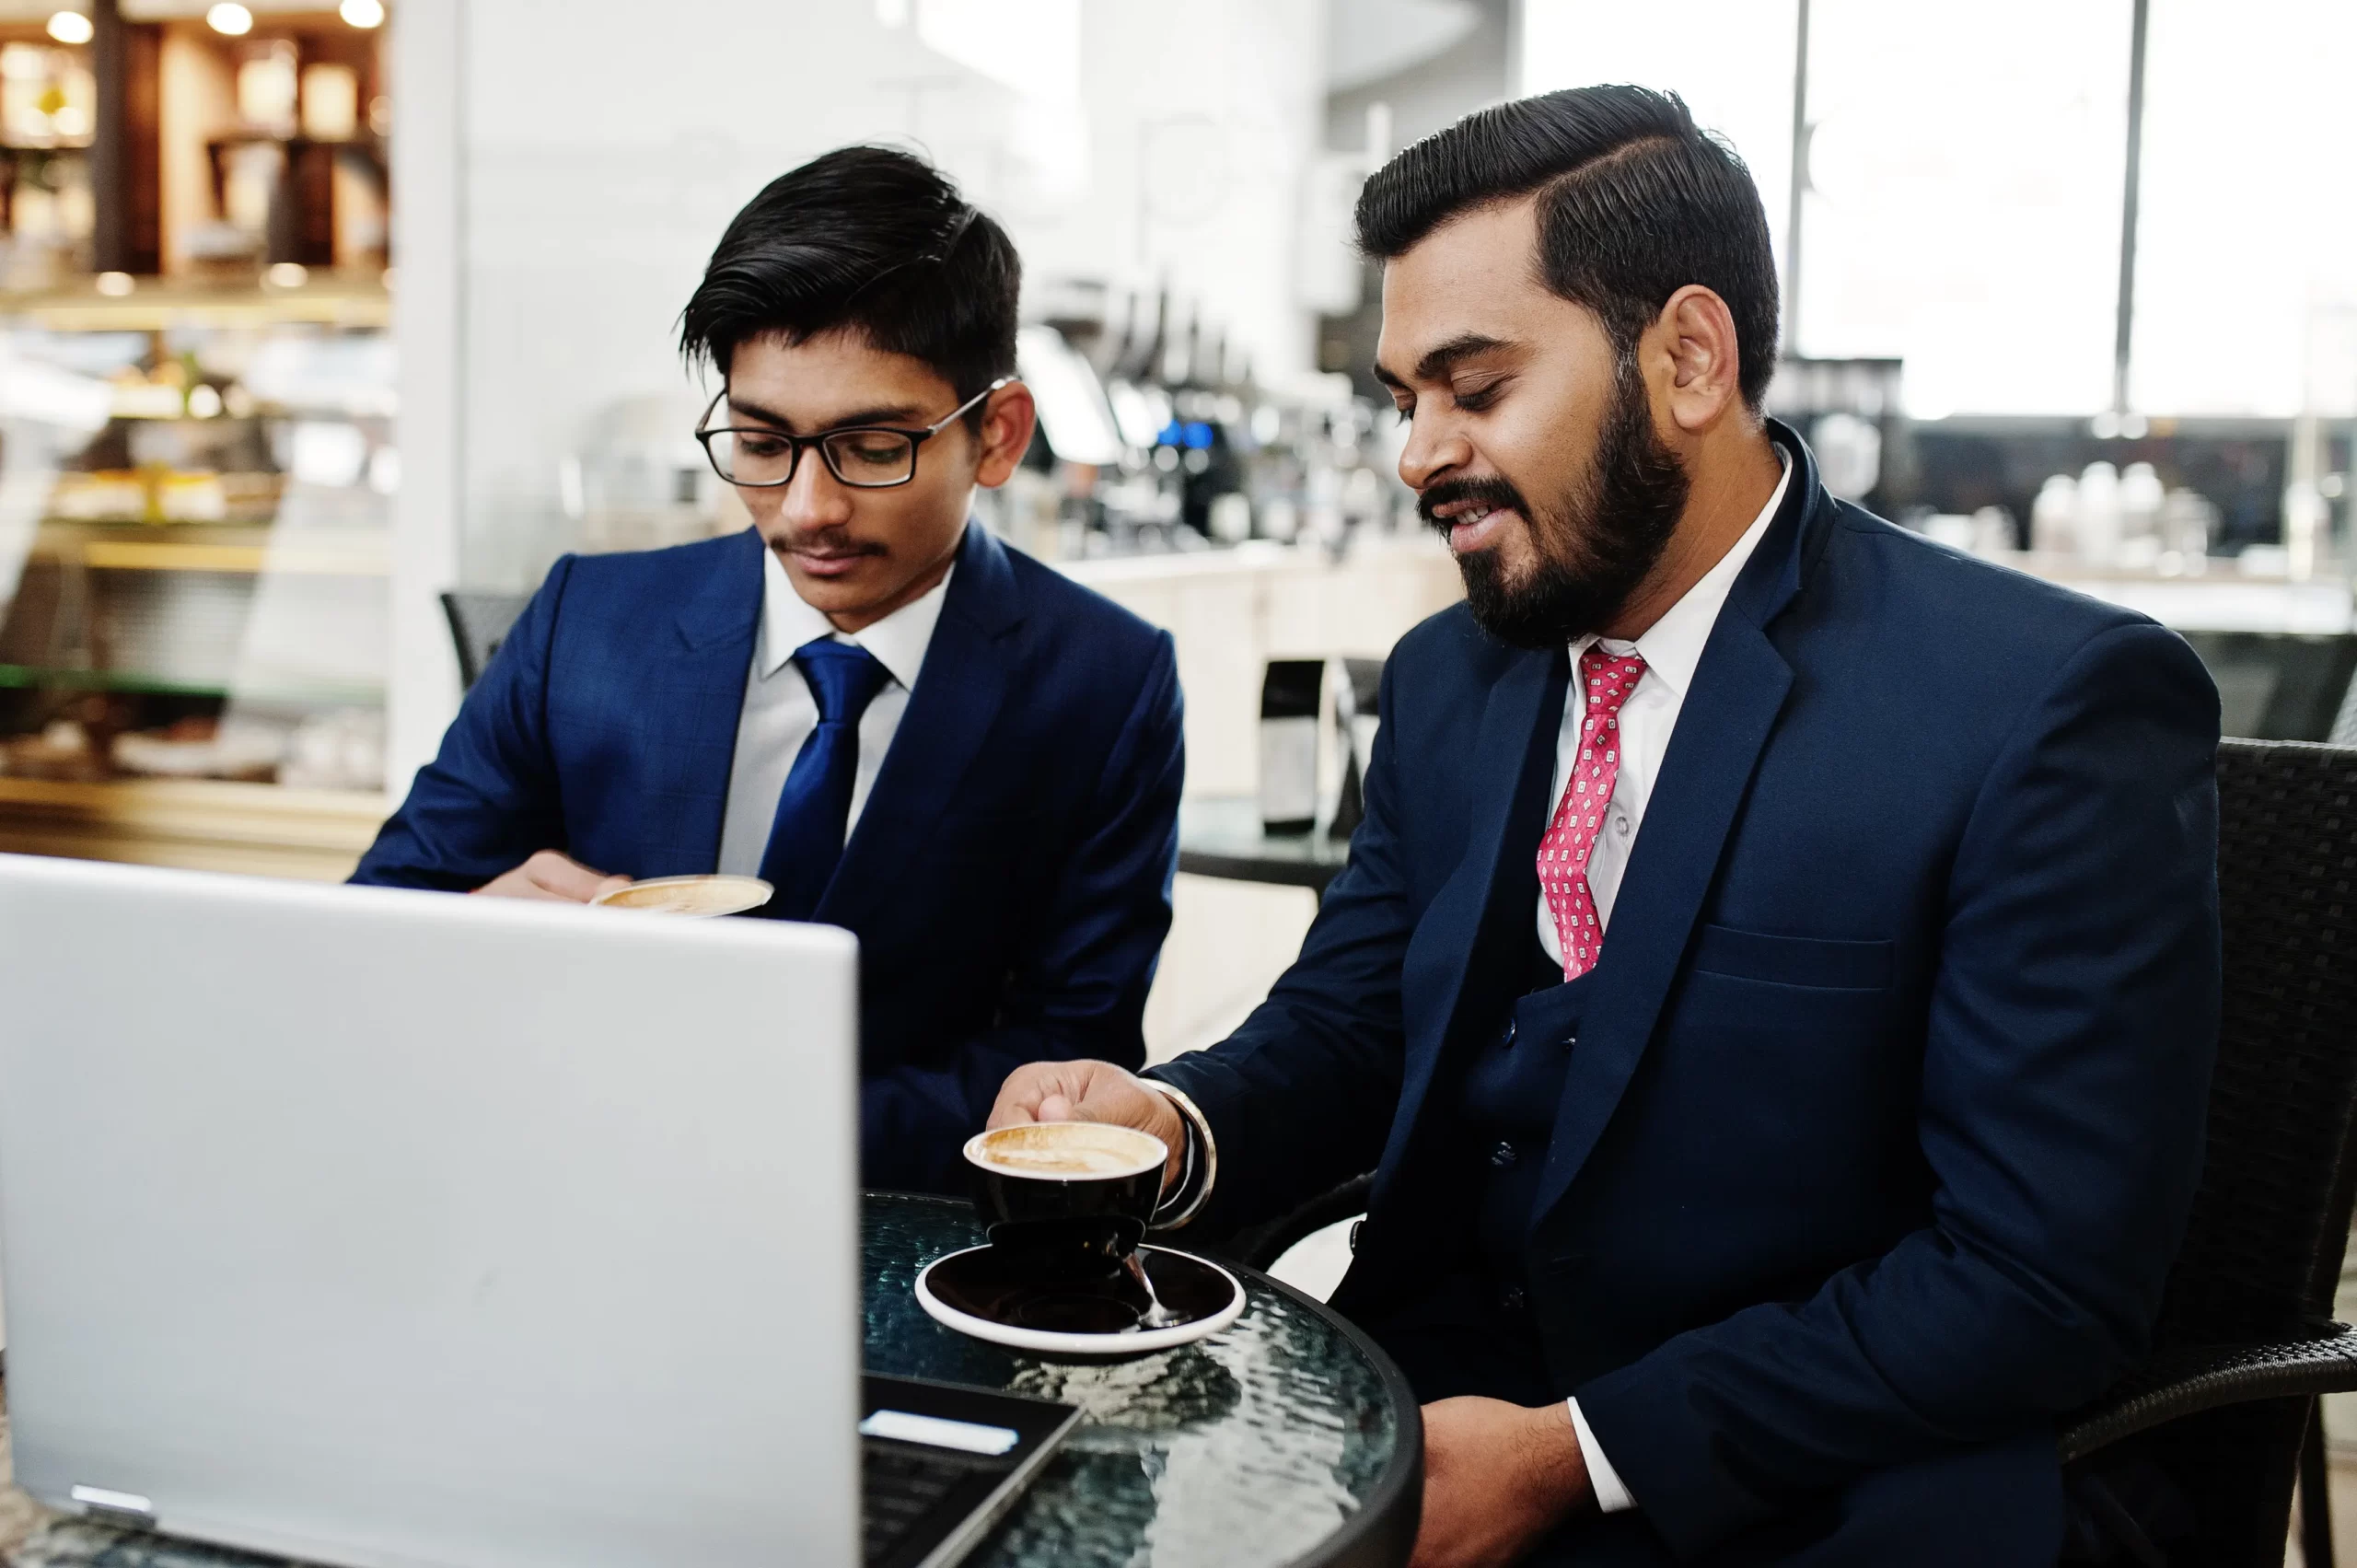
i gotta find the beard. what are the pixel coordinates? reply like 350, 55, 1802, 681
1421, 361, 1691, 650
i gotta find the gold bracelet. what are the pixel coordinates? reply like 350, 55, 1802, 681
1142, 1078, 1217, 1230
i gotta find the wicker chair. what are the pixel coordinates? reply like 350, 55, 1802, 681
1234, 739, 2357, 1565
2059, 738, 2357, 1564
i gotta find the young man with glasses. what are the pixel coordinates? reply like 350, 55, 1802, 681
354, 147, 1185, 1194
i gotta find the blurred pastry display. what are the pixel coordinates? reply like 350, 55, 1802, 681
0, 294, 392, 795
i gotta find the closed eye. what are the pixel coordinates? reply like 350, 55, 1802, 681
1454, 379, 1507, 412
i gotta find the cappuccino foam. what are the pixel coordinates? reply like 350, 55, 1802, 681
594, 875, 771, 917
967, 1122, 1166, 1180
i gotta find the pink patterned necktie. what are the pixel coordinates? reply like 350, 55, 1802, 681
1538, 645, 1648, 981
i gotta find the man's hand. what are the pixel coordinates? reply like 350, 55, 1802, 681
989, 1060, 1187, 1192
1411, 1397, 1590, 1568
473, 850, 633, 904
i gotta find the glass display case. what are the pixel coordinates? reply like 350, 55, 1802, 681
0, 274, 388, 769
0, 3, 393, 877
0, 277, 389, 874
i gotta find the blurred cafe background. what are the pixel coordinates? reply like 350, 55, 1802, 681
0, 1, 2348, 1077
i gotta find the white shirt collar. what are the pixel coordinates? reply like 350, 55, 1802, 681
755, 542, 954, 691
1579, 446, 1792, 698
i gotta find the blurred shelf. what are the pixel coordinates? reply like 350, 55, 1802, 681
0, 276, 390, 331
0, 774, 387, 883
30, 521, 389, 575
0, 664, 383, 703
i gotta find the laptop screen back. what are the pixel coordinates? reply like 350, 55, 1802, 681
0, 854, 860, 1568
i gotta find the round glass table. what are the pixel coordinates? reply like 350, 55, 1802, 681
4, 1195, 1422, 1568
865, 1193, 1419, 1568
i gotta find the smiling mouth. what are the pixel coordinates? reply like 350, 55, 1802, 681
1428, 497, 1518, 553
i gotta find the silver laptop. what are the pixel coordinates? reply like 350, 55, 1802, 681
0, 854, 864, 1567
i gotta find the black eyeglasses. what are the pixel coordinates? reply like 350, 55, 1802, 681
693, 377, 1014, 490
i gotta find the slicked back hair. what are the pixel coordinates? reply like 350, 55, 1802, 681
1355, 86, 1780, 408
679, 145, 1019, 424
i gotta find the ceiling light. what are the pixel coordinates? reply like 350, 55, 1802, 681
44, 10, 91, 44
205, 3, 252, 36
338, 0, 384, 27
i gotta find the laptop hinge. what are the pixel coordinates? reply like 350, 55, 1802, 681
69, 1484, 156, 1529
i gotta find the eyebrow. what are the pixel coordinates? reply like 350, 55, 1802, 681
1373, 331, 1518, 391
725, 395, 928, 432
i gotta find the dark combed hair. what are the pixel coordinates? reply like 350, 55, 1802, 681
679, 145, 1019, 417
1355, 86, 1780, 408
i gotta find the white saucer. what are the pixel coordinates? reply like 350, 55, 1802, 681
589, 874, 772, 917
914, 1244, 1245, 1357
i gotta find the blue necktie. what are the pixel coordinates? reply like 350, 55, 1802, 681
758, 638, 891, 920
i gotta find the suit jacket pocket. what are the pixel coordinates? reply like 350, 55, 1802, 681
1689, 923, 1893, 991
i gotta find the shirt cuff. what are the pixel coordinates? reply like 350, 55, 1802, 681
1568, 1398, 1634, 1513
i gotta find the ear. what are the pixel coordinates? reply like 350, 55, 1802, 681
972, 383, 1039, 488
1647, 285, 1747, 436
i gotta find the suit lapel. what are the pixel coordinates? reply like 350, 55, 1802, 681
816, 524, 1022, 927
1376, 645, 1562, 1193
1529, 424, 1827, 1224
655, 528, 763, 872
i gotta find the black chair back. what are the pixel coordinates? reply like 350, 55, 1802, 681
439, 591, 530, 691
2178, 633, 2357, 743
2162, 740, 2357, 1346
2085, 738, 2357, 1562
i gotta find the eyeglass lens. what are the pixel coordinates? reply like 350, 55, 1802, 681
709, 427, 918, 488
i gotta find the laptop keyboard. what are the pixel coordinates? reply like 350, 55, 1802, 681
864, 1442, 982, 1566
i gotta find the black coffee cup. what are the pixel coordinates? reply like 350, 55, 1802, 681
963, 1122, 1169, 1283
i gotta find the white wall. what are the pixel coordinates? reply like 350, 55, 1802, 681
457, 0, 1326, 588
386, 0, 464, 795
389, 0, 1329, 787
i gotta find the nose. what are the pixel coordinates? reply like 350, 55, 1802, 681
1397, 412, 1470, 494
775, 445, 853, 532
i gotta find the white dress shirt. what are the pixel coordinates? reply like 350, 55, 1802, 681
1551, 448, 1791, 1512
714, 545, 954, 877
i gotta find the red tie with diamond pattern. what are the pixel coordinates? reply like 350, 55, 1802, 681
1538, 645, 1648, 981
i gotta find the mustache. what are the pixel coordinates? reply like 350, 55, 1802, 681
771, 529, 886, 557
1417, 475, 1530, 533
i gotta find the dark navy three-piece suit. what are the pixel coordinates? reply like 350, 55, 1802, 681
354, 523, 1185, 1194
1152, 425, 2222, 1564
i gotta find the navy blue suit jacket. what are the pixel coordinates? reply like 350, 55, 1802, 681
355, 524, 1184, 1193
1152, 427, 2220, 1559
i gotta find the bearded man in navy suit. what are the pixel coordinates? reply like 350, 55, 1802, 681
992, 87, 2219, 1565
355, 148, 1183, 1195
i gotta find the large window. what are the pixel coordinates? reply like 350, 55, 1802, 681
2129, 0, 2357, 417
1520, 0, 1798, 294
1521, 0, 2353, 421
